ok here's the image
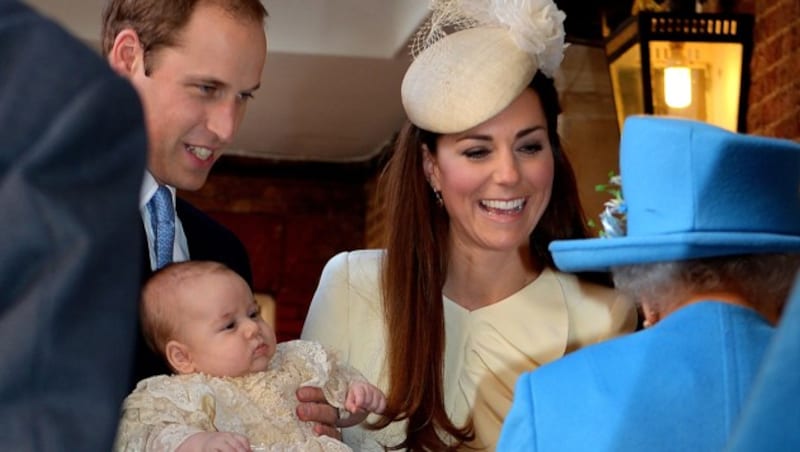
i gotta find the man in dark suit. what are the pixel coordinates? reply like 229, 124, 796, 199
0, 1, 146, 449
101, 1, 343, 437
101, 0, 264, 382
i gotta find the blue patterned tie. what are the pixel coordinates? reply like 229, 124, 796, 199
147, 185, 175, 269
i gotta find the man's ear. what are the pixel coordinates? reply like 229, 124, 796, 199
107, 29, 143, 77
165, 340, 194, 374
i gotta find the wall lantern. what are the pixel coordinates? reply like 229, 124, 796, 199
604, 11, 754, 132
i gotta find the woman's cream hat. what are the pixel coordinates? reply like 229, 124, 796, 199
401, 0, 567, 134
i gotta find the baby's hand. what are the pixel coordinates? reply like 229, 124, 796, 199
177, 431, 251, 452
346, 381, 387, 415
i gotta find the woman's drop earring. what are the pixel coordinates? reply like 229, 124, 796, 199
433, 189, 444, 207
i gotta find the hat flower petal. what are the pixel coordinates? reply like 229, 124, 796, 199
595, 172, 627, 238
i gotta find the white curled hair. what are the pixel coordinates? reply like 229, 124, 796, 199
410, 0, 568, 77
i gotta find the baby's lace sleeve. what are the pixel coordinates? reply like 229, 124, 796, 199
277, 340, 368, 415
113, 376, 216, 452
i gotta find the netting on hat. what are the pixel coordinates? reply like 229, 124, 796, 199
410, 0, 568, 77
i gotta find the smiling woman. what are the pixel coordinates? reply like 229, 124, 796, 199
423, 88, 555, 265
300, 0, 638, 450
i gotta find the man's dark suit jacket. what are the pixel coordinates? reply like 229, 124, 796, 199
133, 198, 253, 382
0, 1, 147, 450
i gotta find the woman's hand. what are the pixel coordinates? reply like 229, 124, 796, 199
296, 386, 342, 440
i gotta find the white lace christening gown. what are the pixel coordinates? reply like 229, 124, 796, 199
114, 340, 363, 452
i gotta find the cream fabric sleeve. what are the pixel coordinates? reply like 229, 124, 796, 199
113, 376, 214, 452
302, 251, 354, 361
558, 272, 638, 348
450, 270, 637, 451
301, 250, 405, 450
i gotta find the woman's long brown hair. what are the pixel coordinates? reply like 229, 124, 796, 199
372, 72, 592, 450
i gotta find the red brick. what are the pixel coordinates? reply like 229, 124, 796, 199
749, 43, 766, 75
759, 1, 793, 36
747, 101, 766, 133
773, 116, 800, 140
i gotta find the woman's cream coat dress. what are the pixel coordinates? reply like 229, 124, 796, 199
302, 250, 637, 451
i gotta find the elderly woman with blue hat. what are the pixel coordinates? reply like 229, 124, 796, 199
497, 115, 800, 451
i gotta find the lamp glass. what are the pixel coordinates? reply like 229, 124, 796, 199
649, 41, 708, 122
608, 42, 644, 132
648, 40, 743, 131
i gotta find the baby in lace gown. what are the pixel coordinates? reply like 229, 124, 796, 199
114, 261, 386, 452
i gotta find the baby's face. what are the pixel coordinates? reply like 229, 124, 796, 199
177, 270, 277, 377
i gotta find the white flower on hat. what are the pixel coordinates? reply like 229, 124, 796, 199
594, 172, 627, 238
413, 0, 567, 77
461, 0, 567, 77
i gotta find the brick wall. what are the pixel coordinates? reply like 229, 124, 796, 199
746, 0, 799, 139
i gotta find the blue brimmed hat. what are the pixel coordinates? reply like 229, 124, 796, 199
549, 116, 800, 272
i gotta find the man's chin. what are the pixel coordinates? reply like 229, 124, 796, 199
171, 172, 211, 192
178, 181, 208, 192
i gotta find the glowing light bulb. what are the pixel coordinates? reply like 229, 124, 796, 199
664, 66, 692, 108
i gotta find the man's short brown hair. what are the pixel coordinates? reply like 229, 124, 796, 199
101, 0, 268, 73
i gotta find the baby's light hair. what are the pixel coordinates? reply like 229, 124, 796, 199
140, 261, 231, 357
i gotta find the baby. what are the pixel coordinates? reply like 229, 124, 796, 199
114, 261, 385, 452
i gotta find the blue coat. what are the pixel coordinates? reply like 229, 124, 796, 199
498, 302, 773, 451
727, 273, 800, 451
